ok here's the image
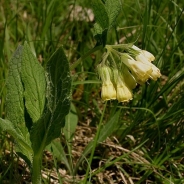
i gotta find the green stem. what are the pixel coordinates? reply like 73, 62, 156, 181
32, 154, 42, 184
83, 102, 107, 184
70, 45, 103, 70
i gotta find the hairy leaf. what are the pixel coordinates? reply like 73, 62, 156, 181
6, 45, 26, 136
5, 45, 32, 164
31, 47, 71, 153
21, 42, 46, 123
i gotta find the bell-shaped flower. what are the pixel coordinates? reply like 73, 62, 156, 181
101, 83, 116, 101
131, 45, 155, 62
113, 69, 133, 102
135, 51, 161, 81
121, 53, 153, 84
97, 64, 116, 101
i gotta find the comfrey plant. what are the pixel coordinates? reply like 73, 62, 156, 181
0, 0, 162, 183
97, 44, 161, 102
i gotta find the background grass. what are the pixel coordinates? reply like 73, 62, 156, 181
0, 0, 184, 183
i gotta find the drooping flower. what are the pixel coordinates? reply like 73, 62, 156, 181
97, 64, 116, 101
121, 53, 153, 84
113, 68, 133, 102
101, 83, 116, 101
97, 44, 161, 103
131, 45, 155, 62
132, 46, 161, 81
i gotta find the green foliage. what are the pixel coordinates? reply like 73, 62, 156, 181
92, 0, 122, 45
0, 42, 71, 183
4, 45, 33, 165
31, 47, 71, 154
21, 42, 46, 123
0, 0, 184, 183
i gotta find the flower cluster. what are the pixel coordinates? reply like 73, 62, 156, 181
97, 44, 161, 102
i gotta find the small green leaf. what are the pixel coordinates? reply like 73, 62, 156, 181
92, 0, 121, 45
105, 0, 122, 28
93, 23, 103, 37
21, 42, 46, 123
92, 0, 109, 30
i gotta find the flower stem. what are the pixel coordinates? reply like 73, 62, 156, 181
83, 101, 107, 184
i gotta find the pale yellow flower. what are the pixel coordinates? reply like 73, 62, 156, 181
97, 44, 161, 103
97, 64, 116, 101
116, 83, 133, 102
132, 45, 155, 62
101, 83, 116, 101
135, 52, 161, 81
113, 69, 133, 102
141, 50, 155, 62
121, 54, 153, 84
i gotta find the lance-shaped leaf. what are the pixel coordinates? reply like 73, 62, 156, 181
5, 45, 32, 164
6, 45, 26, 136
30, 47, 71, 153
21, 42, 46, 123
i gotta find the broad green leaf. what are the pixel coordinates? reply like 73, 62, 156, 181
30, 47, 71, 153
5, 45, 32, 164
92, 0, 109, 30
6, 45, 27, 136
63, 103, 78, 142
21, 42, 46, 123
0, 118, 33, 165
105, 0, 122, 28
75, 110, 121, 169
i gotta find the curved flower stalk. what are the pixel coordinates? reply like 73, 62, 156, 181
97, 44, 161, 102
